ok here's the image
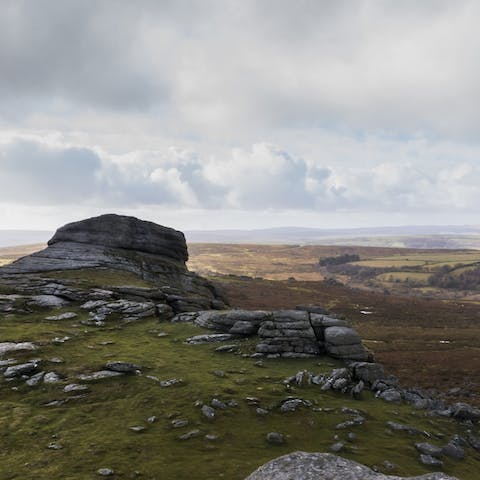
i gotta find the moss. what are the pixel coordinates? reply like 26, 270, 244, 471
43, 268, 155, 289
0, 314, 479, 479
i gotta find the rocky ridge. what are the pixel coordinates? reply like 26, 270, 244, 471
244, 452, 459, 480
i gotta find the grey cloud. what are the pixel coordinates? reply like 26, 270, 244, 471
0, 139, 103, 204
1, 1, 480, 139
1, 137, 480, 215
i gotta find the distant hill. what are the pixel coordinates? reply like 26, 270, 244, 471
185, 225, 480, 249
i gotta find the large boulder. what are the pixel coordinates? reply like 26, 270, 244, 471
0, 214, 228, 313
48, 214, 188, 262
244, 452, 459, 480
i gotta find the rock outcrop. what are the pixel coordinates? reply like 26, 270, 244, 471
172, 308, 371, 361
0, 214, 227, 313
48, 214, 188, 262
244, 452, 459, 480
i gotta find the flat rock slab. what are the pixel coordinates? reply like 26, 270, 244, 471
0, 342, 37, 356
244, 452, 459, 480
186, 334, 236, 344
77, 370, 124, 381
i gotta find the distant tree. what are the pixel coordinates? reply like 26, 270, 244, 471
319, 253, 360, 266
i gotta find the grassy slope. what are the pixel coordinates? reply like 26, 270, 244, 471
1, 310, 479, 480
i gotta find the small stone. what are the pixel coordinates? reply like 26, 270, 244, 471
213, 370, 225, 378
97, 468, 114, 476
44, 372, 61, 384
256, 408, 269, 416
157, 332, 169, 337
442, 442, 465, 460
205, 434, 218, 441
45, 312, 78, 321
179, 429, 201, 440
105, 361, 142, 374
201, 405, 216, 420
347, 432, 357, 442
330, 442, 344, 452
266, 432, 285, 445
64, 383, 88, 393
215, 344, 238, 353
211, 398, 227, 410
47, 442, 63, 450
171, 419, 189, 428
415, 442, 443, 458
382, 460, 396, 470
245, 397, 260, 405
228, 399, 239, 408
419, 454, 443, 467
159, 378, 183, 387
26, 372, 45, 387
147, 416, 157, 424
129, 426, 146, 433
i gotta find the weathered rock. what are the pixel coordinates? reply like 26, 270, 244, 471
419, 454, 443, 468
4, 361, 40, 378
49, 213, 188, 262
350, 362, 385, 384
45, 312, 78, 321
378, 389, 402, 403
105, 361, 142, 374
415, 443, 443, 458
78, 370, 124, 381
201, 405, 216, 420
441, 443, 465, 460
450, 402, 480, 421
186, 334, 236, 344
244, 452, 458, 480
64, 383, 88, 393
43, 371, 61, 384
0, 215, 228, 313
26, 372, 45, 386
28, 295, 69, 308
0, 342, 37, 356
266, 432, 285, 445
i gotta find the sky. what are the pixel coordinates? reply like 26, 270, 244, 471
1, 0, 480, 231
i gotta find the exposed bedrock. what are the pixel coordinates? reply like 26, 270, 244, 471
244, 452, 459, 480
172, 307, 371, 362
0, 214, 228, 312
48, 213, 188, 262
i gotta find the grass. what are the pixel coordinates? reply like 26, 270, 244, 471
1, 312, 480, 479
43, 268, 155, 290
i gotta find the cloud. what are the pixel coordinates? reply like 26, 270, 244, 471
1, 0, 480, 140
2, 136, 480, 220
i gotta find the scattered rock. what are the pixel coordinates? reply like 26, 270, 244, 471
179, 429, 201, 440
129, 426, 146, 433
4, 361, 40, 378
64, 384, 88, 393
186, 334, 236, 344
78, 370, 124, 381
419, 454, 443, 468
43, 372, 61, 384
97, 468, 114, 476
266, 432, 285, 445
330, 442, 345, 452
0, 342, 37, 356
159, 378, 183, 387
26, 372, 45, 386
105, 361, 142, 374
201, 405, 216, 420
45, 312, 78, 321
415, 443, 443, 458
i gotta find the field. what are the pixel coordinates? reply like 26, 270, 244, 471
3, 243, 480, 404
188, 243, 480, 406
